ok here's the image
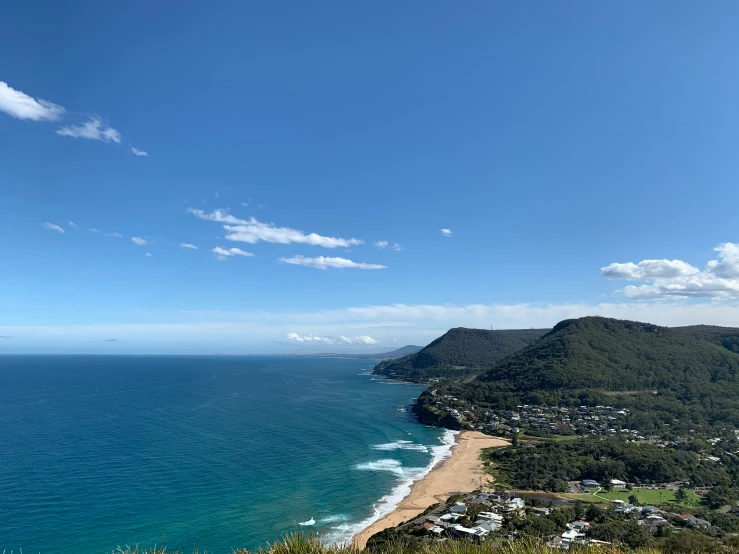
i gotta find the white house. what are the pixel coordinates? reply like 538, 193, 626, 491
611, 479, 627, 489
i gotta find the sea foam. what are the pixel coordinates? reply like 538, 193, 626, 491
371, 440, 429, 452
325, 429, 458, 545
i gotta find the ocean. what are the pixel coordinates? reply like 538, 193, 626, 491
0, 355, 454, 553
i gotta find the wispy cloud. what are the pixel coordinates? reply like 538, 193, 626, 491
105, 338, 118, 342
106, 232, 123, 238
42, 222, 65, 234
212, 246, 254, 260
279, 255, 386, 270
67, 221, 77, 228
87, 228, 100, 233
131, 237, 147, 246
57, 117, 121, 143
188, 208, 363, 248
130, 146, 148, 157
603, 242, 739, 299
0, 81, 65, 121
440, 228, 452, 237
286, 333, 377, 345
8, 301, 739, 353
392, 243, 403, 251
180, 243, 199, 250
145, 252, 152, 257
374, 241, 389, 249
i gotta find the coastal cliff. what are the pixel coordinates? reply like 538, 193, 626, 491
412, 398, 462, 430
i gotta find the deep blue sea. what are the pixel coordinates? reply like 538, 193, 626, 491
0, 356, 454, 553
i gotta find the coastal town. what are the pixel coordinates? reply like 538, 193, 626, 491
427, 390, 641, 438
366, 485, 739, 551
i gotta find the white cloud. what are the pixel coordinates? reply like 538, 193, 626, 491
285, 333, 378, 345
67, 221, 77, 228
374, 241, 389, 249
8, 301, 739, 354
106, 232, 123, 238
279, 255, 386, 270
145, 252, 152, 257
57, 117, 122, 143
131, 237, 147, 246
180, 243, 199, 250
286, 333, 334, 344
42, 222, 65, 234
188, 208, 363, 248
392, 243, 403, 251
0, 81, 65, 121
339, 335, 378, 344
187, 208, 247, 225
602, 243, 739, 299
87, 228, 100, 233
212, 246, 254, 260
440, 228, 452, 237
131, 146, 148, 157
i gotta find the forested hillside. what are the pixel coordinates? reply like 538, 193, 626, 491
373, 327, 547, 381
419, 317, 739, 436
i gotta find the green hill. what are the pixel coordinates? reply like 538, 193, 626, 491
372, 327, 548, 382
419, 316, 739, 436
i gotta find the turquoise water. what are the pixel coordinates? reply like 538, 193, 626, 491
0, 356, 453, 553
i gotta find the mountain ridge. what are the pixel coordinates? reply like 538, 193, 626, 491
373, 327, 549, 382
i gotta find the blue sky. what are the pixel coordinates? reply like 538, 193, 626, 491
2, 1, 739, 353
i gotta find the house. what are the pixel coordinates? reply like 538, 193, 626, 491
611, 479, 627, 489
465, 498, 492, 508
570, 521, 591, 532
531, 507, 551, 516
643, 515, 668, 528
687, 517, 711, 528
414, 522, 436, 533
447, 524, 489, 542
582, 479, 600, 488
615, 504, 637, 514
473, 520, 501, 533
477, 512, 504, 524
506, 497, 525, 510
449, 502, 468, 515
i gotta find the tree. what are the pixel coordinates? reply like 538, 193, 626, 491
585, 504, 606, 524
622, 520, 652, 549
628, 494, 639, 506
674, 488, 688, 505
574, 501, 585, 520
511, 432, 520, 447
662, 530, 721, 553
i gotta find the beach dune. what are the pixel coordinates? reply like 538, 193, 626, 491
352, 431, 509, 549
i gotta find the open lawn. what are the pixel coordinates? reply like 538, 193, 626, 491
591, 487, 702, 506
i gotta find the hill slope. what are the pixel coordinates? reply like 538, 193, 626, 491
418, 316, 739, 435
373, 327, 548, 382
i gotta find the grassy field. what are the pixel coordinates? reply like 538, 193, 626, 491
562, 487, 702, 507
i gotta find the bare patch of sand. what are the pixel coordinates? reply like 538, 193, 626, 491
352, 431, 509, 549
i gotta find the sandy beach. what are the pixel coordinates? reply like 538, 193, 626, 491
352, 431, 509, 549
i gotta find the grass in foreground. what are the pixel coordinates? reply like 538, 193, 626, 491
109, 532, 676, 554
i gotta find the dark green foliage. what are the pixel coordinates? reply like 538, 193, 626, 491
425, 317, 739, 436
661, 530, 722, 553
373, 327, 548, 381
486, 437, 731, 491
590, 519, 653, 549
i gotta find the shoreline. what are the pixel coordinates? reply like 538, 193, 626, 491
352, 431, 510, 549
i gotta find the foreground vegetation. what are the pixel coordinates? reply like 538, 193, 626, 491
111, 531, 739, 554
